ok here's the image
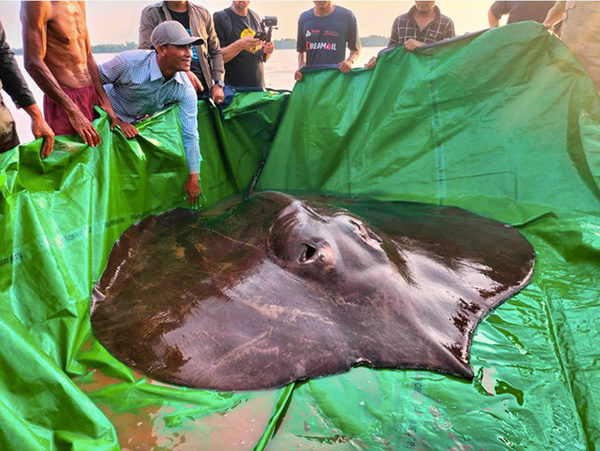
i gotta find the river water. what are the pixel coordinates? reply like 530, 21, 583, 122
8, 47, 383, 144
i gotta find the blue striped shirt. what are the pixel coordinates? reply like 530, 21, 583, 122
99, 50, 200, 174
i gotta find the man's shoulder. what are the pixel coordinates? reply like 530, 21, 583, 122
333, 5, 355, 17
141, 2, 163, 16
299, 9, 315, 22
331, 5, 357, 24
394, 11, 412, 23
188, 2, 211, 18
122, 49, 153, 57
115, 49, 154, 64
213, 8, 230, 21
438, 13, 455, 26
248, 8, 261, 23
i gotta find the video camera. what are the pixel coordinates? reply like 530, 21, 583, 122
255, 16, 278, 42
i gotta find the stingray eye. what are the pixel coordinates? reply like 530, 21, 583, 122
300, 243, 317, 263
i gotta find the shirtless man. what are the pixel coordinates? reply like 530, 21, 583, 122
21, 1, 136, 146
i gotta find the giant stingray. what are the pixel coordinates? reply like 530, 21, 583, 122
91, 192, 535, 391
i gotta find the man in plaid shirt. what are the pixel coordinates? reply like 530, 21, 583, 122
366, 1, 454, 69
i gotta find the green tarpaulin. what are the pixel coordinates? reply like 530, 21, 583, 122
1, 23, 598, 450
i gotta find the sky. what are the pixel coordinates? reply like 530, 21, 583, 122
0, 1, 497, 48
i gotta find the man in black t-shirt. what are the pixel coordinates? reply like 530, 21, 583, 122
214, 1, 274, 89
488, 1, 557, 27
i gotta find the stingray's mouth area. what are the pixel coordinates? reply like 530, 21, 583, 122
300, 243, 317, 263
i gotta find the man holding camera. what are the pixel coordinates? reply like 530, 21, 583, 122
214, 1, 274, 89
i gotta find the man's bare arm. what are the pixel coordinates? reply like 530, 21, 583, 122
21, 1, 100, 146
543, 2, 566, 29
23, 103, 54, 158
294, 51, 306, 82
338, 48, 359, 74
84, 33, 138, 139
488, 9, 500, 28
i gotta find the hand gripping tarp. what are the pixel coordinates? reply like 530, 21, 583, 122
1, 22, 599, 449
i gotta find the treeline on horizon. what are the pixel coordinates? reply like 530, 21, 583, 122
12, 35, 388, 54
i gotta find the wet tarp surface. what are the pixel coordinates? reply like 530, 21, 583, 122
1, 23, 599, 450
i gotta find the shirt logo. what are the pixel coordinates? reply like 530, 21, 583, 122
306, 42, 337, 51
324, 30, 339, 37
241, 28, 261, 54
306, 30, 312, 37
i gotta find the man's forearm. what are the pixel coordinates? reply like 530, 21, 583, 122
488, 10, 500, 27
544, 5, 565, 27
24, 57, 80, 115
297, 52, 306, 70
183, 139, 201, 175
182, 126, 200, 175
87, 54, 117, 119
346, 49, 360, 65
219, 41, 244, 64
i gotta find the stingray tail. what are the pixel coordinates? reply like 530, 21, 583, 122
243, 159, 265, 200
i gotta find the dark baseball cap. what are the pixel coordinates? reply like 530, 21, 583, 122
151, 21, 204, 48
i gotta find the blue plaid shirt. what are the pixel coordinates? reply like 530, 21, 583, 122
99, 50, 200, 174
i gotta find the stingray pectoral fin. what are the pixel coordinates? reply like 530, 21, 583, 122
371, 327, 476, 381
437, 344, 475, 380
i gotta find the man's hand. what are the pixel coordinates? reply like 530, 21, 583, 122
184, 173, 202, 207
211, 84, 225, 104
24, 103, 54, 158
294, 69, 303, 82
110, 117, 138, 138
32, 116, 55, 159
338, 59, 354, 74
365, 56, 378, 70
262, 40, 275, 56
404, 39, 425, 52
186, 71, 204, 94
240, 35, 262, 52
68, 109, 101, 146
